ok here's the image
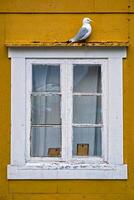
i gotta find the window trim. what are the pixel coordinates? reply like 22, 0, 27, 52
8, 47, 127, 179
26, 58, 107, 163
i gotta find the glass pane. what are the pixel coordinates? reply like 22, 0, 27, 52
73, 64, 101, 93
31, 127, 61, 157
31, 95, 61, 125
32, 64, 60, 92
73, 96, 102, 124
73, 127, 102, 156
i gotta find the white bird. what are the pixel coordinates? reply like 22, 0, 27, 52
67, 18, 92, 43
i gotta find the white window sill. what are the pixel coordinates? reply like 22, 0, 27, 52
7, 164, 127, 179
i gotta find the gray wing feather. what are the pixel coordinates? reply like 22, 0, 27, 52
74, 27, 88, 40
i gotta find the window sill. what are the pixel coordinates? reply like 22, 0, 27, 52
7, 164, 127, 179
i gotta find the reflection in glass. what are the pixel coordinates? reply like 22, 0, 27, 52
32, 64, 60, 92
73, 64, 101, 93
31, 95, 61, 125
73, 127, 102, 156
31, 127, 61, 157
73, 96, 102, 124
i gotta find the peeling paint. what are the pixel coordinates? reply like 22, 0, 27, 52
23, 161, 117, 170
5, 41, 129, 47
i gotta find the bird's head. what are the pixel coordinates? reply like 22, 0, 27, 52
83, 18, 92, 24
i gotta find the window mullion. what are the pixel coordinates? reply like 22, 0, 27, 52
66, 60, 73, 160
61, 62, 67, 161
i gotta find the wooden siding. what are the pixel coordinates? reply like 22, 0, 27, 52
0, 0, 134, 199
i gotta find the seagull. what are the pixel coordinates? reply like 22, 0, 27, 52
67, 18, 92, 43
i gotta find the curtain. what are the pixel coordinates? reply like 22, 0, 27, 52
30, 64, 102, 157
31, 65, 61, 157
73, 64, 102, 156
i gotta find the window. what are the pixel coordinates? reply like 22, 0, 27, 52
26, 59, 105, 162
8, 47, 127, 179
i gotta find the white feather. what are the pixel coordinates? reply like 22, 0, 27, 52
68, 18, 92, 43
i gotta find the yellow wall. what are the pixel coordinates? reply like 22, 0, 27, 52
0, 0, 134, 199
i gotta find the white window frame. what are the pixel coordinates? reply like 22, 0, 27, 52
26, 58, 107, 163
8, 47, 127, 179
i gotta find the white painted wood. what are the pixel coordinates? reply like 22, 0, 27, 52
108, 58, 123, 164
8, 47, 126, 59
8, 47, 127, 179
60, 62, 67, 161
70, 59, 107, 161
32, 92, 61, 96
101, 60, 108, 162
8, 164, 127, 179
11, 58, 26, 165
31, 125, 61, 127
73, 124, 103, 127
73, 93, 102, 96
66, 60, 73, 161
25, 59, 32, 162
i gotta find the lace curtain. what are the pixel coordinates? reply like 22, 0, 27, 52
30, 64, 102, 157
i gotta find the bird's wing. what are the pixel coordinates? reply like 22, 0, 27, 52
73, 27, 89, 41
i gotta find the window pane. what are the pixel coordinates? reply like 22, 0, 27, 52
73, 64, 101, 93
32, 64, 60, 92
73, 96, 102, 124
31, 95, 61, 125
73, 127, 102, 156
31, 127, 61, 157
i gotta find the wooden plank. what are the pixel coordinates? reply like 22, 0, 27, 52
5, 15, 129, 43
11, 58, 26, 165
0, 0, 94, 13
0, 0, 129, 13
57, 180, 127, 194
9, 181, 58, 193
5, 41, 129, 47
12, 194, 128, 200
94, 0, 128, 12
129, 0, 134, 12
